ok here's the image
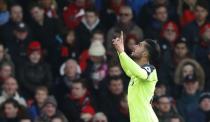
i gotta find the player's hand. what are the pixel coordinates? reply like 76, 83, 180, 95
112, 31, 124, 53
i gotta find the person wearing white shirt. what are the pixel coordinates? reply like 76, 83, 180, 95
0, 77, 27, 107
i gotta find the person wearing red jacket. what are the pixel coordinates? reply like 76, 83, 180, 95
63, 0, 92, 29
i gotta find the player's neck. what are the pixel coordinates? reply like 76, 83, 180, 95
136, 58, 149, 66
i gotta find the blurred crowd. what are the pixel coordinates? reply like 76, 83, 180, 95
0, 0, 210, 122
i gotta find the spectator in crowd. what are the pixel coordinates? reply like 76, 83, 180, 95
79, 31, 105, 72
83, 41, 108, 96
0, 77, 27, 107
99, 76, 124, 122
54, 59, 81, 105
6, 22, 32, 67
38, 0, 58, 18
0, 1, 209, 122
160, 37, 191, 91
166, 114, 185, 122
174, 58, 205, 91
63, 0, 92, 29
107, 5, 143, 56
177, 74, 201, 121
144, 4, 168, 40
62, 79, 95, 122
1, 4, 24, 42
154, 82, 168, 97
76, 7, 105, 52
0, 62, 14, 86
35, 96, 68, 122
99, 0, 125, 30
178, 0, 197, 26
0, 98, 28, 122
195, 23, 210, 84
99, 59, 128, 94
138, 0, 177, 29
29, 3, 63, 55
0, 0, 9, 26
173, 38, 191, 67
92, 112, 108, 122
0, 43, 14, 68
159, 21, 180, 50
59, 29, 80, 63
28, 86, 49, 120
188, 92, 210, 122
158, 21, 180, 84
155, 95, 178, 122
18, 41, 52, 99
182, 0, 209, 53
117, 93, 129, 122
90, 30, 105, 44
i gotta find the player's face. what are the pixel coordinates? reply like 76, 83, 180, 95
127, 38, 138, 52
131, 41, 147, 59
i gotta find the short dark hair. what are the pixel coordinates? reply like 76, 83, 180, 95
91, 30, 104, 38
85, 7, 98, 15
72, 78, 87, 88
175, 37, 188, 46
35, 86, 49, 94
144, 39, 161, 65
9, 3, 22, 12
2, 98, 20, 109
157, 95, 170, 102
153, 4, 167, 14
29, 2, 44, 11
108, 59, 120, 69
196, 0, 209, 12
108, 76, 123, 86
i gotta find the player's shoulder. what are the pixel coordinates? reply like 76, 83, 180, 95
141, 64, 156, 76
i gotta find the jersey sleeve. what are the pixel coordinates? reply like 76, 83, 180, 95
118, 52, 148, 80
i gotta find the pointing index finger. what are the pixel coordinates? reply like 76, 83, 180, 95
121, 31, 124, 42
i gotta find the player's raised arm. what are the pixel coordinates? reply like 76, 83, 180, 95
112, 31, 148, 80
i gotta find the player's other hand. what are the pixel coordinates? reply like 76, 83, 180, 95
112, 31, 124, 53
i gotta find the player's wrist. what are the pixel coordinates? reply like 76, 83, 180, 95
118, 49, 124, 54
